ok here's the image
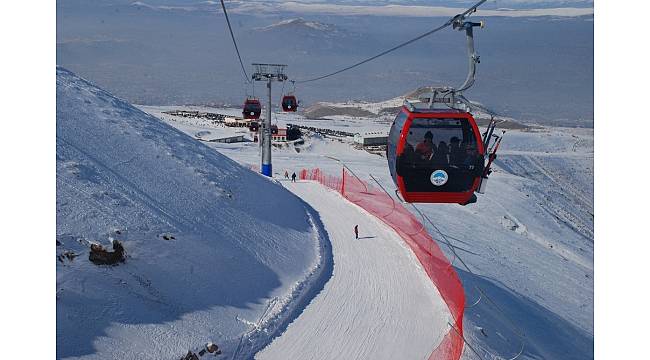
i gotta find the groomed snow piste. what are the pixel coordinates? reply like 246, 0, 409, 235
257, 180, 451, 360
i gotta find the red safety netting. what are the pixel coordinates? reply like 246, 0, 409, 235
299, 168, 465, 360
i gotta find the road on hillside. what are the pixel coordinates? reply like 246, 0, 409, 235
256, 180, 451, 360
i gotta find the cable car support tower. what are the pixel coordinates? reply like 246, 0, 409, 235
251, 63, 288, 177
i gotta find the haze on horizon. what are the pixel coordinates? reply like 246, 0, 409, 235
57, 0, 594, 126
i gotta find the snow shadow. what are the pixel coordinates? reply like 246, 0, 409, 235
56, 239, 284, 358
56, 67, 332, 359
245, 203, 334, 358
457, 269, 593, 360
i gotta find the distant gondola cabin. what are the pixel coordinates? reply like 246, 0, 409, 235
281, 95, 298, 112
242, 99, 261, 120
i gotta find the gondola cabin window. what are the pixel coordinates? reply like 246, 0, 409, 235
398, 116, 481, 194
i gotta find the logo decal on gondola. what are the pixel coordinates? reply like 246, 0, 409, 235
430, 170, 448, 186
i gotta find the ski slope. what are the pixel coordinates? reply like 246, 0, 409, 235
143, 103, 594, 359
257, 180, 451, 360
56, 68, 330, 359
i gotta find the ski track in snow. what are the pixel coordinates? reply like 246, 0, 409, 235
138, 105, 595, 359
256, 181, 451, 360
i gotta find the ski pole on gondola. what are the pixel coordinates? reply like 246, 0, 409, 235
478, 131, 505, 194
482, 116, 497, 149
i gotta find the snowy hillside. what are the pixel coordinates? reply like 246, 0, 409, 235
142, 101, 594, 359
254, 18, 341, 35
56, 67, 329, 359
302, 93, 528, 131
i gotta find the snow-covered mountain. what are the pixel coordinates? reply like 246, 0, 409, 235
118, 1, 594, 16
56, 67, 330, 359
57, 1, 593, 124
254, 18, 341, 36
302, 91, 528, 130
251, 17, 355, 55
222, 0, 593, 17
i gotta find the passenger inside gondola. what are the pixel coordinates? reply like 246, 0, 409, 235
433, 141, 449, 165
397, 142, 415, 174
449, 137, 463, 165
463, 144, 478, 168
415, 131, 435, 160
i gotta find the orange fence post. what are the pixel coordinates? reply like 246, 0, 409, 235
341, 167, 345, 197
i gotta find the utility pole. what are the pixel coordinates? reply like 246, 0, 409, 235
252, 63, 288, 177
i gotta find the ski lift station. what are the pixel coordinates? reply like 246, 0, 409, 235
354, 131, 389, 147
272, 128, 288, 142
253, 126, 288, 143
212, 135, 247, 143
224, 116, 253, 127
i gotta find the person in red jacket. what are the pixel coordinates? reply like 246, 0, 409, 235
415, 131, 435, 160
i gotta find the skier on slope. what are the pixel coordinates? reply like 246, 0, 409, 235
354, 225, 359, 239
291, 172, 297, 182
284, 170, 289, 179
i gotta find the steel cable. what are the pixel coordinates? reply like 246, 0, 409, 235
219, 0, 251, 83
295, 0, 487, 83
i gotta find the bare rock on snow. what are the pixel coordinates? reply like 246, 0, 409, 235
206, 342, 221, 354
160, 233, 176, 241
89, 240, 126, 265
180, 351, 199, 360
57, 251, 78, 263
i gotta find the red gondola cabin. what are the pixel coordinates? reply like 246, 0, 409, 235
243, 99, 261, 120
281, 95, 298, 112
387, 105, 485, 204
